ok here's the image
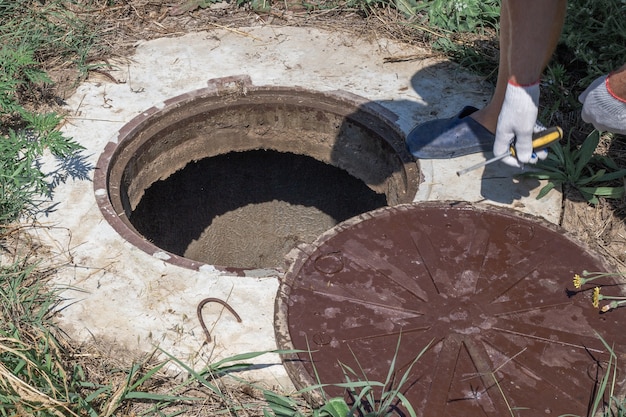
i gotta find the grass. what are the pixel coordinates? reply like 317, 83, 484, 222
521, 130, 626, 204
0, 246, 307, 416
560, 334, 626, 417
2, 0, 626, 416
0, 258, 93, 417
0, 260, 304, 417
0, 0, 105, 74
0, 0, 88, 224
260, 337, 433, 417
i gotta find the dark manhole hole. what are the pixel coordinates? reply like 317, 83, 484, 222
131, 150, 387, 268
275, 202, 626, 416
94, 76, 419, 271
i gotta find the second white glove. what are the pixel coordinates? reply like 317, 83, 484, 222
579, 74, 626, 135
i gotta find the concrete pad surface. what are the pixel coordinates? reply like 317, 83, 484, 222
39, 26, 562, 389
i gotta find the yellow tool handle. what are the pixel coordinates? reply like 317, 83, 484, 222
509, 126, 563, 157
456, 125, 563, 176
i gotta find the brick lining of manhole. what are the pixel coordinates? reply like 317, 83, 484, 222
93, 76, 420, 273
275, 201, 626, 416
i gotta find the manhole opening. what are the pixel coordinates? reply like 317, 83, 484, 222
94, 78, 420, 271
131, 150, 388, 269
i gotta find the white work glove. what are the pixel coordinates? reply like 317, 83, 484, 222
579, 74, 626, 135
494, 81, 541, 168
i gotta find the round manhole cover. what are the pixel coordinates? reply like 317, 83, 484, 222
275, 202, 626, 416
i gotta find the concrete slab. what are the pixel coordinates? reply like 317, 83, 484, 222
416, 156, 562, 222
40, 26, 562, 389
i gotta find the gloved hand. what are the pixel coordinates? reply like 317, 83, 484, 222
579, 74, 626, 135
494, 81, 541, 167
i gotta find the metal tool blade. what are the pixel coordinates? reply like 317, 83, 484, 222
456, 153, 509, 176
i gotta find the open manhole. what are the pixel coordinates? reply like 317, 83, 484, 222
275, 202, 626, 417
94, 76, 419, 271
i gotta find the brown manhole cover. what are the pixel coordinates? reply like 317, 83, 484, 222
94, 76, 419, 271
275, 202, 626, 416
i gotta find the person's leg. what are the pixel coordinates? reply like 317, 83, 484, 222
470, 0, 567, 133
405, 0, 567, 159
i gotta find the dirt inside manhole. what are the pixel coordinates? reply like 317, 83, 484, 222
94, 77, 420, 271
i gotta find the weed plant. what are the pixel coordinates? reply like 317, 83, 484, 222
0, 0, 93, 223
409, 0, 625, 94
411, 0, 499, 33
542, 0, 626, 127
522, 130, 626, 204
565, 270, 626, 416
561, 0, 626, 86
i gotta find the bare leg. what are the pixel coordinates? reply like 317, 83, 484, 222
470, 0, 567, 133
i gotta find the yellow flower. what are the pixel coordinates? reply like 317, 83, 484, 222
573, 274, 583, 289
592, 287, 601, 309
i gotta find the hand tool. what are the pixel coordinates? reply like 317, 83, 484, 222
456, 126, 563, 176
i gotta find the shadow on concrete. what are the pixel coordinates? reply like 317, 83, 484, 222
39, 151, 94, 216
48, 152, 94, 190
479, 162, 543, 204
402, 62, 543, 205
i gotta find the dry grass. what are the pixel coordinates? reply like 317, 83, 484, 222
0, 224, 279, 416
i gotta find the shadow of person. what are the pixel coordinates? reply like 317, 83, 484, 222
403, 64, 545, 205
408, 61, 491, 127
327, 95, 422, 208
479, 161, 544, 204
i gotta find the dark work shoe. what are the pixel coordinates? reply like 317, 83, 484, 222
406, 106, 495, 159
